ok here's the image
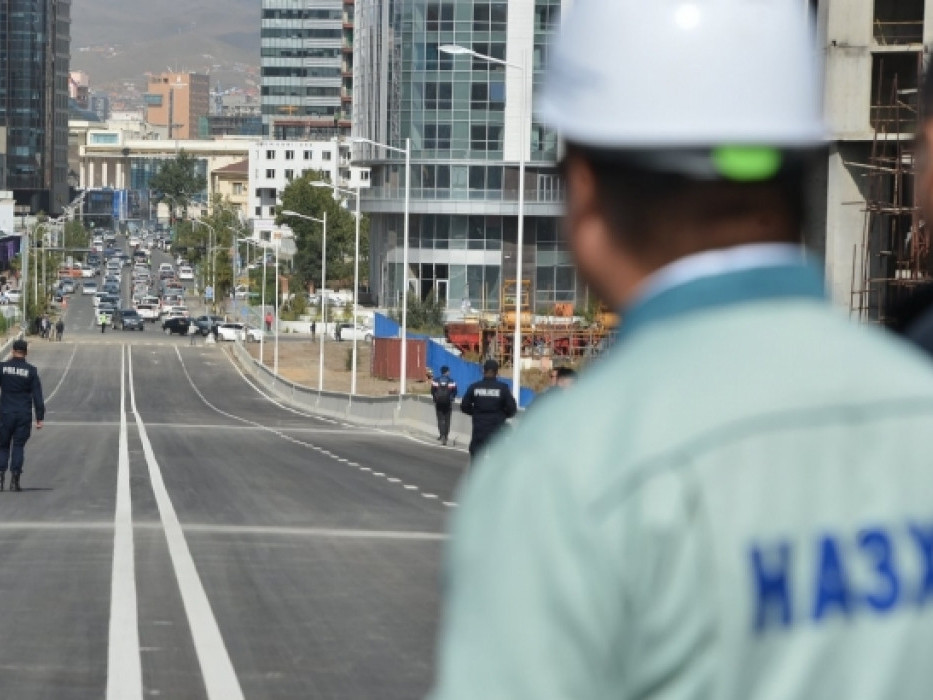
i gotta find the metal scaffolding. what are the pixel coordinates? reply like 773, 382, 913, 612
850, 56, 928, 324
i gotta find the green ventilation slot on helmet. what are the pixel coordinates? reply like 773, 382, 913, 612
711, 146, 783, 182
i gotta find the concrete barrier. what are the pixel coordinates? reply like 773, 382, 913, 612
227, 341, 472, 446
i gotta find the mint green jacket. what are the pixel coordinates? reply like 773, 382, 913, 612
431, 265, 933, 699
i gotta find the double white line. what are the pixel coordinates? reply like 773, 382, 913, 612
107, 346, 244, 699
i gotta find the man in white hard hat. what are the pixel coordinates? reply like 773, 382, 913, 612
431, 2, 933, 698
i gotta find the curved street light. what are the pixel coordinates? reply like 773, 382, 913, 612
440, 43, 528, 400
281, 210, 327, 392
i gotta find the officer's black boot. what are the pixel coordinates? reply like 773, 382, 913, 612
11, 474, 21, 492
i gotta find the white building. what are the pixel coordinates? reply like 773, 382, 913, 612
248, 139, 369, 240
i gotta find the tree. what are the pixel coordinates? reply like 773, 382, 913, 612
149, 151, 207, 223
277, 172, 369, 294
63, 221, 89, 251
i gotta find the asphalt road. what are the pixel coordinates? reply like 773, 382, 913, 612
0, 263, 466, 698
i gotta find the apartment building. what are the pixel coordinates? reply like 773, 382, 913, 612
248, 139, 370, 240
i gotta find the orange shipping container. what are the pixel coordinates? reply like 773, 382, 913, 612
371, 338, 428, 381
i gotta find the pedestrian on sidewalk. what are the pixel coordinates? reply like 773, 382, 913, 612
98, 311, 107, 333
265, 311, 273, 331
55, 318, 64, 341
311, 320, 316, 340
0, 339, 45, 492
459, 359, 516, 460
431, 366, 457, 446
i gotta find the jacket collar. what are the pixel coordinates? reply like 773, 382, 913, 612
618, 262, 825, 343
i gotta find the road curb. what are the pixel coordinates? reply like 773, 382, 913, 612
223, 342, 472, 449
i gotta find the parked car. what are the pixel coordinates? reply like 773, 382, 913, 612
334, 323, 374, 342
215, 322, 255, 341
82, 281, 98, 295
5, 289, 20, 303
117, 309, 145, 331
162, 316, 191, 335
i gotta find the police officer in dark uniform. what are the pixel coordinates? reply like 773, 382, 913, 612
0, 339, 45, 491
431, 365, 458, 446
460, 359, 517, 459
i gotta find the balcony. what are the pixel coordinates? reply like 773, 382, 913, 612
873, 0, 924, 46
874, 20, 924, 46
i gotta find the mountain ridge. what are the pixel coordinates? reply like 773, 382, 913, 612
70, 0, 261, 100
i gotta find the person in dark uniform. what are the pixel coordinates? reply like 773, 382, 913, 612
0, 339, 45, 491
460, 359, 517, 459
55, 318, 64, 341
431, 365, 458, 446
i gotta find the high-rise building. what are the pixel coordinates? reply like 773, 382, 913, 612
260, 0, 353, 139
145, 72, 211, 140
354, 0, 568, 313
0, 0, 71, 214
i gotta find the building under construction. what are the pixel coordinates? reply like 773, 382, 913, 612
849, 51, 927, 323
820, 0, 932, 321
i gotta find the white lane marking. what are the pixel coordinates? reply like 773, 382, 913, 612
443, 502, 458, 508
129, 347, 245, 700
387, 477, 401, 484
404, 485, 418, 491
106, 346, 143, 700
175, 348, 443, 507
422, 493, 439, 500
45, 343, 79, 404
373, 472, 386, 478
0, 521, 448, 540
181, 524, 446, 540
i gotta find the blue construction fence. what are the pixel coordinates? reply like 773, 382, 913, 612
374, 313, 535, 408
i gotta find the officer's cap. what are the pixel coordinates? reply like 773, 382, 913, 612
483, 359, 499, 373
12, 339, 27, 354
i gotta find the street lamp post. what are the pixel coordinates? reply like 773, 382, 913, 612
440, 44, 528, 399
312, 181, 362, 397
238, 237, 264, 363
282, 210, 327, 392
192, 219, 217, 308
350, 136, 410, 399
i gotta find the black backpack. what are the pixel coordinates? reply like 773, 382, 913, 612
435, 378, 452, 406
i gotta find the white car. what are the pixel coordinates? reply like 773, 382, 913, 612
335, 323, 374, 342
215, 322, 262, 342
136, 303, 159, 322
178, 266, 194, 281
5, 289, 21, 303
93, 291, 107, 307
81, 282, 98, 296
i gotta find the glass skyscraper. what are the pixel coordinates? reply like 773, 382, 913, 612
260, 0, 354, 139
0, 0, 71, 214
354, 0, 574, 315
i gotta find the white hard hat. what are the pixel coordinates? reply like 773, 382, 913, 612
539, 0, 826, 152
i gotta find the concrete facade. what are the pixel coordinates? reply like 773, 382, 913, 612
78, 134, 257, 215
821, 0, 933, 308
